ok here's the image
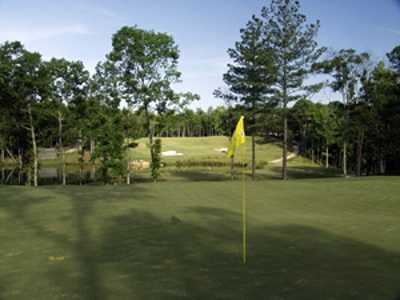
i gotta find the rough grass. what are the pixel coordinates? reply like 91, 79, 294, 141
0, 177, 399, 299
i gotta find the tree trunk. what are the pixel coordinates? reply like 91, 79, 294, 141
58, 111, 66, 186
282, 111, 288, 180
325, 144, 329, 168
379, 158, 385, 175
90, 138, 95, 155
126, 159, 131, 185
356, 130, 364, 177
144, 106, 154, 176
342, 88, 349, 177
0, 149, 4, 162
28, 103, 38, 187
251, 133, 256, 180
78, 130, 83, 152
311, 148, 314, 163
18, 148, 23, 169
343, 142, 348, 177
6, 149, 17, 163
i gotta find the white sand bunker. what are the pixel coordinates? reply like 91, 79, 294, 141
162, 150, 183, 157
215, 148, 228, 153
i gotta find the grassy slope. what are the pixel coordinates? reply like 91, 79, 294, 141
0, 177, 399, 299
128, 136, 286, 163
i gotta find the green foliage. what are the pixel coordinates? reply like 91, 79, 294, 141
387, 45, 400, 73
151, 138, 162, 181
107, 26, 198, 180
92, 108, 125, 183
262, 0, 326, 106
216, 15, 275, 118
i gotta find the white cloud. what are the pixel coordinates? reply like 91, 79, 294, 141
0, 24, 91, 43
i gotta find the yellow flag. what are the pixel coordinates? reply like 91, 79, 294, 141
227, 116, 246, 158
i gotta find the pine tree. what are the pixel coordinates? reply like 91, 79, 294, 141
262, 0, 325, 180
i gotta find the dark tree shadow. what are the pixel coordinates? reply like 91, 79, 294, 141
0, 186, 149, 300
99, 207, 400, 300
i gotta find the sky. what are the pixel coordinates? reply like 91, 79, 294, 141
0, 0, 399, 108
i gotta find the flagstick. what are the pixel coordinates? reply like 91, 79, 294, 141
242, 145, 247, 264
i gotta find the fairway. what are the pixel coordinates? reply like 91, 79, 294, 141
128, 136, 287, 164
1, 177, 399, 300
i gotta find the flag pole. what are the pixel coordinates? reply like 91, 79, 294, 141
242, 142, 247, 264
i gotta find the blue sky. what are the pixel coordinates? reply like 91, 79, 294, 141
0, 0, 399, 108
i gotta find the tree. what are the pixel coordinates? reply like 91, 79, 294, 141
47, 58, 89, 185
313, 49, 370, 176
89, 61, 125, 184
261, 0, 325, 180
108, 26, 198, 179
216, 15, 275, 179
313, 104, 339, 168
362, 60, 400, 174
387, 45, 400, 73
0, 42, 49, 186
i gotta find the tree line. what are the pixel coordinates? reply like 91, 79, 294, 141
1, 0, 400, 186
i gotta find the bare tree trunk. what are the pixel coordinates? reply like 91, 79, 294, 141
6, 149, 17, 163
126, 160, 131, 185
18, 148, 23, 170
0, 149, 4, 162
78, 130, 83, 152
58, 111, 66, 186
251, 133, 256, 180
311, 148, 314, 163
28, 103, 38, 187
325, 144, 329, 168
90, 138, 95, 155
282, 112, 288, 180
356, 130, 364, 177
342, 88, 349, 177
144, 106, 154, 177
379, 158, 385, 175
343, 142, 348, 177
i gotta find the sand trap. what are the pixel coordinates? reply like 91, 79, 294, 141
215, 148, 228, 153
269, 153, 297, 164
162, 150, 183, 157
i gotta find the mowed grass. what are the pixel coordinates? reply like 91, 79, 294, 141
1, 177, 400, 299
128, 136, 286, 163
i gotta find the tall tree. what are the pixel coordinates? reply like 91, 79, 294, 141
261, 0, 325, 180
313, 49, 370, 176
216, 15, 275, 179
107, 26, 197, 179
47, 58, 89, 185
0, 42, 49, 186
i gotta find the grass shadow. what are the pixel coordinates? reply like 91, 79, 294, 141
98, 207, 400, 300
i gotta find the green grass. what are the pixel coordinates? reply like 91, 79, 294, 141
128, 136, 286, 164
1, 177, 400, 299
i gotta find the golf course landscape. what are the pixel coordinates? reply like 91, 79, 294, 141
2, 0, 400, 299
